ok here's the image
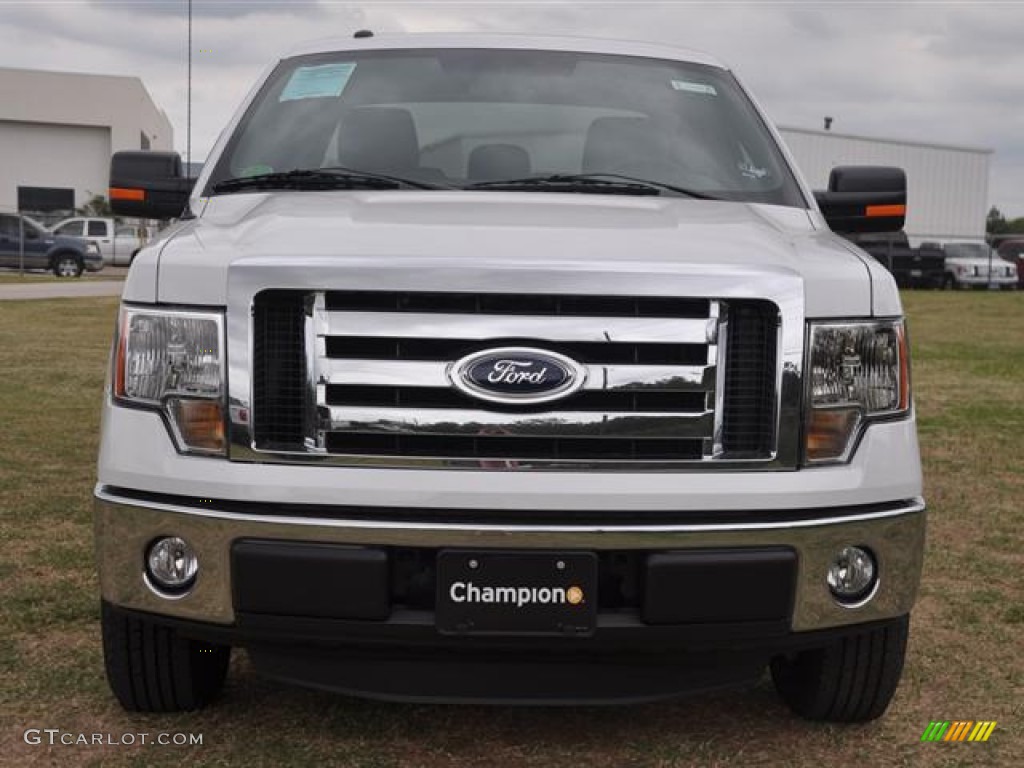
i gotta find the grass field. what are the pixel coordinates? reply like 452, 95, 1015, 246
0, 293, 1021, 767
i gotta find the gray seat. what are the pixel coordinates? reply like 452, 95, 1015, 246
336, 107, 420, 173
582, 116, 666, 178
467, 144, 531, 181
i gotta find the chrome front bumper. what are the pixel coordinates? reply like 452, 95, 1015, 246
94, 486, 925, 633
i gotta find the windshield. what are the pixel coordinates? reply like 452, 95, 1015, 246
206, 48, 804, 206
944, 243, 994, 259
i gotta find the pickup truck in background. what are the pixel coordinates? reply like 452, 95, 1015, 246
0, 212, 102, 276
51, 216, 148, 266
996, 238, 1024, 288
937, 241, 1018, 290
95, 33, 925, 722
846, 232, 944, 289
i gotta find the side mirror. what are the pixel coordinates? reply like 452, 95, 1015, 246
109, 151, 192, 219
814, 166, 906, 234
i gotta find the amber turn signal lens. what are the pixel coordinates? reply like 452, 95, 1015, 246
167, 399, 226, 454
806, 408, 862, 462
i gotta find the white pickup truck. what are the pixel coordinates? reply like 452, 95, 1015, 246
51, 216, 146, 265
96, 33, 925, 721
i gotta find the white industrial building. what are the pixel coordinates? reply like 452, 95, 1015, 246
0, 67, 172, 221
779, 125, 991, 245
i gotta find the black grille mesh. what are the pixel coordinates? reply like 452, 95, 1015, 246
326, 291, 710, 318
722, 301, 778, 455
253, 291, 307, 448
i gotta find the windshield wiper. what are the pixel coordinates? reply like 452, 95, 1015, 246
211, 167, 445, 194
466, 173, 718, 200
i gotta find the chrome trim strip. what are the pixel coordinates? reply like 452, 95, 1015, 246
323, 359, 714, 392
96, 486, 923, 534
323, 405, 714, 439
711, 301, 727, 457
324, 310, 713, 344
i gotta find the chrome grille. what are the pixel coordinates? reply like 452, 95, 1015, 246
250, 290, 779, 469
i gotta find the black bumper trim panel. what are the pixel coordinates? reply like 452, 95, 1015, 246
102, 485, 921, 527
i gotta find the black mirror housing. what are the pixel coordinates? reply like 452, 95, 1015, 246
109, 151, 192, 219
814, 166, 906, 234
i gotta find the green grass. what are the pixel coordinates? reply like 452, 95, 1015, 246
0, 293, 1021, 766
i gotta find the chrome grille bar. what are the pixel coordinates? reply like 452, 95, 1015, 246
321, 406, 714, 439
320, 359, 715, 392
323, 311, 715, 344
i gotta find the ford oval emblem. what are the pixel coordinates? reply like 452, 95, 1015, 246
449, 347, 588, 405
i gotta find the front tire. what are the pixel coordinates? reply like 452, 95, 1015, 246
101, 601, 231, 712
770, 615, 909, 722
52, 253, 83, 278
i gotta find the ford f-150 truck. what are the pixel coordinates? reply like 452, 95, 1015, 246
96, 33, 925, 722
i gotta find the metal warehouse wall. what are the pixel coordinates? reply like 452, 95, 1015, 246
0, 121, 111, 213
778, 126, 991, 245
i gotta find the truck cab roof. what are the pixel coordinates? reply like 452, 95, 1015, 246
283, 32, 728, 70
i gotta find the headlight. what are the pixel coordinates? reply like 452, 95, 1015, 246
114, 306, 226, 455
804, 319, 910, 464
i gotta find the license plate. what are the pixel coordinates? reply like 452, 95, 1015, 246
911, 269, 922, 277
436, 550, 597, 636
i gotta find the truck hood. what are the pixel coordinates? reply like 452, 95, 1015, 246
138, 191, 882, 317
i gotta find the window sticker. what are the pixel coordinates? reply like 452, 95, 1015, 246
670, 79, 717, 96
738, 161, 769, 180
279, 62, 357, 102
240, 164, 274, 177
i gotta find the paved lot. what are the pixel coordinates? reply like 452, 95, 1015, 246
0, 279, 124, 300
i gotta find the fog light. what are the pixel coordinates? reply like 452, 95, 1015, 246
146, 536, 198, 593
826, 546, 876, 604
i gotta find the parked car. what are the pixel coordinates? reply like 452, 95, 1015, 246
940, 242, 1018, 289
849, 232, 944, 289
0, 213, 102, 276
50, 216, 147, 265
996, 238, 1024, 288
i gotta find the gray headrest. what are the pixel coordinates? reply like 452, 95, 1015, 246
582, 116, 661, 176
337, 107, 419, 172
467, 144, 532, 181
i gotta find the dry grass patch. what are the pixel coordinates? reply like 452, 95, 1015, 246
0, 293, 1021, 766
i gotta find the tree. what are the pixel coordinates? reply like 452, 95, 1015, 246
986, 206, 1008, 235
76, 193, 113, 217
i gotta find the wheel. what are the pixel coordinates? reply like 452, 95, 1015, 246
941, 274, 955, 290
52, 253, 83, 278
770, 615, 909, 722
101, 601, 231, 712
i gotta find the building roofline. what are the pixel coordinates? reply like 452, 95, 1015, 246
777, 124, 993, 155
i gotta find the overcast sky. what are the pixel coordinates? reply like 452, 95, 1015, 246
3, 0, 1023, 217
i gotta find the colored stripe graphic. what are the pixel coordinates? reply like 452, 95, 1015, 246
921, 721, 996, 742
945, 721, 972, 741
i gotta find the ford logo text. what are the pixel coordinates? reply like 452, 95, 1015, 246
449, 347, 587, 405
